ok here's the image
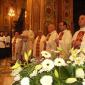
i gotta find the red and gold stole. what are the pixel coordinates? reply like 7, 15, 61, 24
73, 31, 85, 48
44, 34, 51, 50
46, 34, 51, 41
57, 32, 64, 46
59, 32, 64, 40
36, 36, 41, 57
76, 31, 85, 42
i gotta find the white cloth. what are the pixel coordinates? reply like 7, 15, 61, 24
58, 29, 72, 56
12, 37, 22, 60
0, 36, 5, 48
46, 30, 58, 51
33, 35, 46, 57
72, 27, 85, 48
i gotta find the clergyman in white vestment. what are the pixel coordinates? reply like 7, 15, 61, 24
12, 32, 21, 61
45, 24, 58, 53
33, 30, 46, 62
22, 29, 35, 50
56, 21, 72, 58
72, 15, 85, 49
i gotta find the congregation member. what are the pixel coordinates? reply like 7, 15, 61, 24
0, 32, 5, 58
21, 29, 35, 50
56, 21, 72, 58
33, 30, 46, 62
0, 32, 5, 48
20, 29, 34, 57
4, 32, 10, 48
72, 15, 85, 49
45, 23, 58, 52
12, 32, 21, 61
4, 32, 11, 57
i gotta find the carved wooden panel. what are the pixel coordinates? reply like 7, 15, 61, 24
31, 0, 41, 36
57, 0, 73, 32
44, 0, 56, 34
27, 0, 73, 34
62, 0, 73, 32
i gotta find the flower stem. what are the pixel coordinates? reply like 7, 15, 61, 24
58, 67, 61, 85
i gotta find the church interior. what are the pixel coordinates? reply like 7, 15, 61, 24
0, 0, 85, 85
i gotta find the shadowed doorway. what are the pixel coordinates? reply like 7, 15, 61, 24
73, 0, 85, 32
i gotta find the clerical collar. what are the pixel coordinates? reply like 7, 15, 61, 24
80, 27, 85, 31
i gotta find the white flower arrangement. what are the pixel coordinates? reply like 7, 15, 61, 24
12, 48, 85, 85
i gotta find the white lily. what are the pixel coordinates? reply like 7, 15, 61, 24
76, 68, 85, 79
40, 75, 53, 85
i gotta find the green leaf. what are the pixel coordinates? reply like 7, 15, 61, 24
65, 78, 77, 84
20, 63, 35, 78
54, 69, 59, 78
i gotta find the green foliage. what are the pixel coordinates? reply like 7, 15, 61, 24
20, 63, 36, 78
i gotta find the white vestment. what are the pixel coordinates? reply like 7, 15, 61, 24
46, 30, 58, 51
33, 35, 46, 57
58, 29, 72, 57
12, 37, 22, 60
72, 27, 85, 48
